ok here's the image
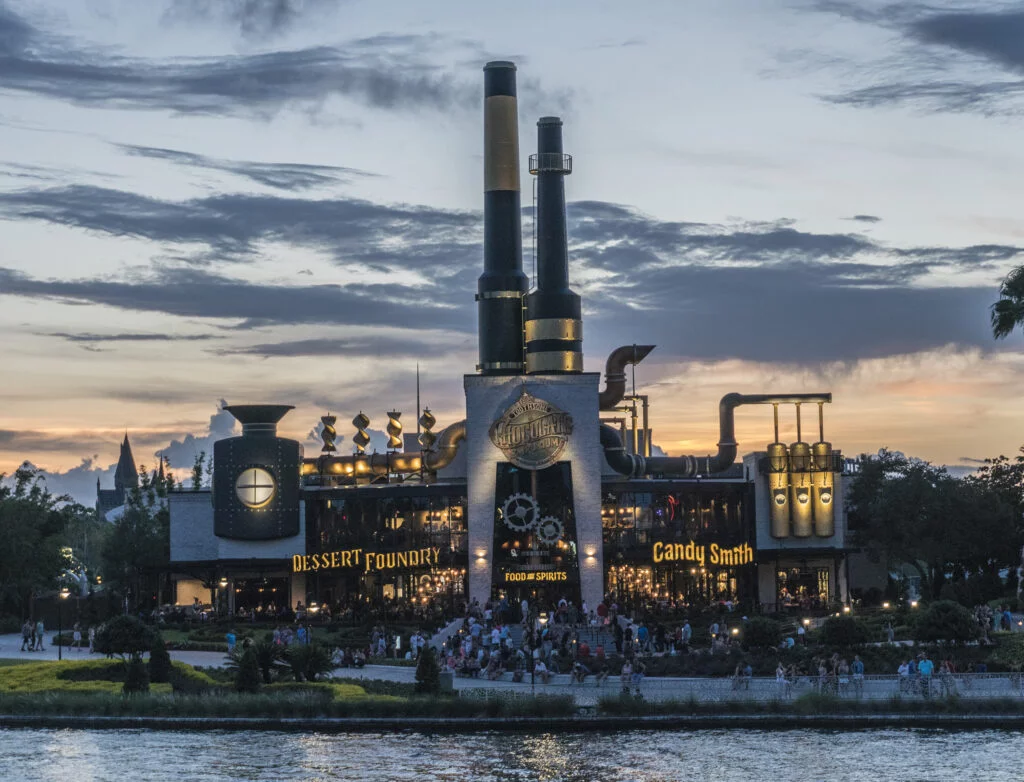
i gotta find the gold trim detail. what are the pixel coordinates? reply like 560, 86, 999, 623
484, 95, 520, 192
478, 290, 523, 300
524, 318, 582, 342
526, 351, 583, 373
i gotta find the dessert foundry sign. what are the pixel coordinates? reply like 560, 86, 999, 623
489, 388, 573, 470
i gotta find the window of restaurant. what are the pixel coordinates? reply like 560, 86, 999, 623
776, 567, 830, 609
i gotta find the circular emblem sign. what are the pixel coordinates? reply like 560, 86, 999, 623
235, 467, 276, 509
489, 388, 573, 470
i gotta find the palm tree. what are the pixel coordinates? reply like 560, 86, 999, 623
992, 266, 1024, 339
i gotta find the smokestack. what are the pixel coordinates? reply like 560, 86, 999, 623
477, 61, 528, 375
525, 117, 582, 374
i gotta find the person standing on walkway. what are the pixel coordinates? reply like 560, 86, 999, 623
20, 620, 32, 652
34, 619, 45, 651
88, 626, 96, 654
917, 653, 934, 697
851, 655, 865, 697
72, 622, 82, 652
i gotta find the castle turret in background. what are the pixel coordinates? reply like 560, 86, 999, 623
96, 433, 139, 519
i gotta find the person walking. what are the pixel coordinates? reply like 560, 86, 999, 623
34, 619, 45, 651
72, 622, 82, 652
20, 620, 32, 652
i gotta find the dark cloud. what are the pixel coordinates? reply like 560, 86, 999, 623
117, 144, 376, 191
0, 184, 480, 270
164, 0, 333, 40
217, 335, 469, 359
1, 185, 1020, 363
0, 3, 477, 117
846, 214, 882, 223
810, 3, 1024, 114
44, 331, 219, 344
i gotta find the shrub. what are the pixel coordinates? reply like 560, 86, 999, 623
914, 601, 979, 644
819, 616, 869, 647
148, 636, 172, 684
252, 639, 286, 684
233, 648, 261, 694
989, 634, 1024, 671
414, 647, 441, 695
123, 657, 150, 694
743, 617, 782, 650
286, 643, 334, 683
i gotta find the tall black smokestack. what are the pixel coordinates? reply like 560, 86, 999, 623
477, 61, 528, 375
525, 117, 582, 374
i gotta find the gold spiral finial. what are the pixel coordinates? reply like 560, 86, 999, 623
386, 410, 403, 451
418, 407, 436, 450
352, 412, 370, 454
320, 414, 337, 453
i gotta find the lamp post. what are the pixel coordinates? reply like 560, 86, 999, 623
58, 587, 70, 661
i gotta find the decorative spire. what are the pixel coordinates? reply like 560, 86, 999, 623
113, 433, 138, 493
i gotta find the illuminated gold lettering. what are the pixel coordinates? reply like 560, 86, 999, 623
353, 549, 362, 566
653, 542, 664, 563
341, 550, 352, 567
302, 555, 311, 572
710, 543, 720, 565
330, 551, 339, 569
431, 547, 440, 566
410, 550, 420, 567
386, 553, 396, 570
397, 552, 408, 568
292, 555, 303, 573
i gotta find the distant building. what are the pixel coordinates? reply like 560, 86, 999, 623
96, 434, 138, 520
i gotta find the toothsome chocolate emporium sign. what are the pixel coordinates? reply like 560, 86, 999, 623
489, 388, 573, 470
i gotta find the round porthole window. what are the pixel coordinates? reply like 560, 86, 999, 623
235, 467, 275, 508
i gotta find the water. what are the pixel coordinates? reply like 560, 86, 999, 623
0, 728, 1019, 781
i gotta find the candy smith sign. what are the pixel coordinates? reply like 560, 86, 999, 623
292, 547, 442, 574
652, 542, 754, 567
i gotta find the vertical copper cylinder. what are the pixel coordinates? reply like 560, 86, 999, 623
811, 441, 835, 537
767, 442, 790, 539
789, 441, 813, 537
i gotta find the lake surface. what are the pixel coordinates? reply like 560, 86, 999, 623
0, 728, 1019, 781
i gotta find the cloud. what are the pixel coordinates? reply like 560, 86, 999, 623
808, 3, 1024, 115
846, 214, 882, 223
117, 144, 377, 191
4, 457, 114, 506
164, 0, 333, 40
43, 331, 220, 346
1, 185, 1020, 363
0, 184, 480, 270
155, 401, 238, 470
0, 3, 477, 117
216, 335, 468, 359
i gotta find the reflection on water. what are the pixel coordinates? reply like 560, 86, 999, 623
0, 728, 1019, 782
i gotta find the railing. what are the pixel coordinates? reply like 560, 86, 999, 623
528, 153, 572, 175
485, 672, 1024, 703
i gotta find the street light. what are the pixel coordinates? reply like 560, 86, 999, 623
58, 587, 70, 661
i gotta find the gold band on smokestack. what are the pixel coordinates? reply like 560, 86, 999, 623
478, 61, 528, 375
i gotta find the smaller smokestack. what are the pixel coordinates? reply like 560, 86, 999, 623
525, 117, 582, 374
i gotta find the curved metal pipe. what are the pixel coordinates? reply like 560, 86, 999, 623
302, 420, 467, 477
600, 392, 832, 477
600, 424, 643, 477
423, 420, 466, 471
598, 344, 655, 410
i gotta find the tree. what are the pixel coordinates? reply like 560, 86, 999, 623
991, 265, 1024, 340
848, 450, 1019, 600
190, 452, 206, 491
94, 615, 156, 694
820, 616, 869, 647
231, 647, 261, 693
0, 464, 78, 617
913, 600, 979, 644
100, 479, 169, 613
414, 647, 441, 695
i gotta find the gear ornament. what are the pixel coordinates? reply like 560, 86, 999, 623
536, 516, 564, 544
502, 493, 539, 532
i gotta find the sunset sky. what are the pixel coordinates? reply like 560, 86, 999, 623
2, 0, 1024, 503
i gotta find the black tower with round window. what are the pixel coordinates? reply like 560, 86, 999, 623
213, 405, 301, 540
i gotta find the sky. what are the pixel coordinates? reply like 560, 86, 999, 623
2, 0, 1024, 504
